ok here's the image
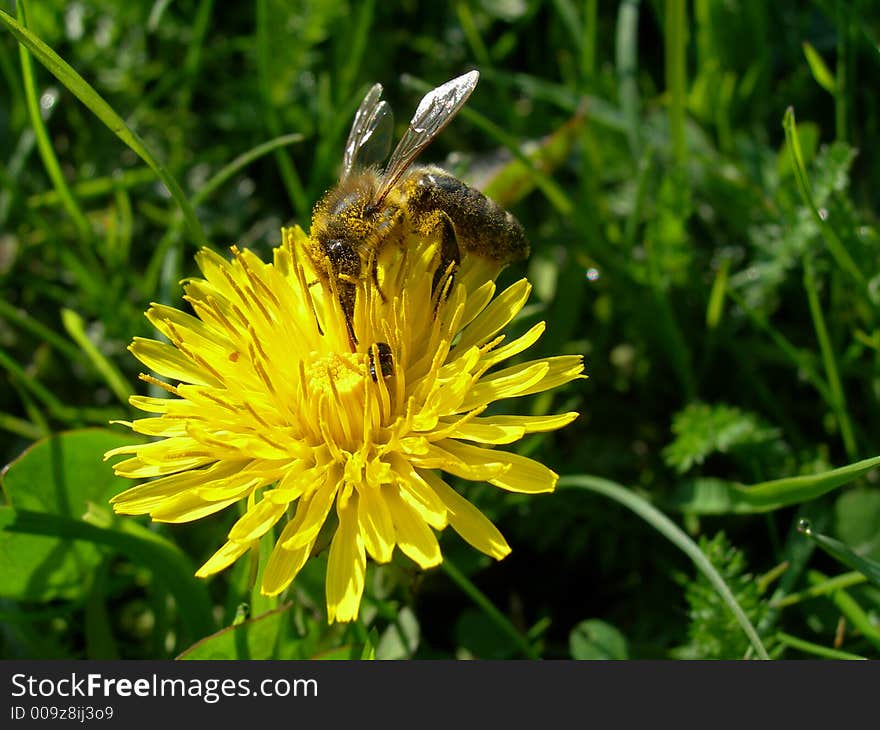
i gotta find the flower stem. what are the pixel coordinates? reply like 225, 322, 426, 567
441, 558, 540, 660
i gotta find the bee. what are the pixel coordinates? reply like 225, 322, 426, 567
308, 70, 529, 377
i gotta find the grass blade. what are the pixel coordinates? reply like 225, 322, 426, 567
776, 631, 866, 660
664, 0, 687, 166
143, 133, 304, 295
255, 0, 308, 219
0, 6, 207, 249
0, 298, 85, 364
616, 0, 641, 157
782, 106, 864, 291
27, 167, 156, 208
802, 41, 837, 94
15, 0, 92, 247
0, 411, 43, 440
803, 256, 857, 459
669, 454, 880, 514
798, 520, 880, 588
771, 571, 865, 609
60, 308, 132, 406
441, 558, 540, 660
559, 474, 769, 659
806, 571, 880, 652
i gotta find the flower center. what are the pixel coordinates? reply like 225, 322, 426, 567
305, 351, 365, 397
301, 351, 374, 453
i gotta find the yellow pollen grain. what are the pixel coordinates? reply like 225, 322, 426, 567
304, 352, 366, 451
306, 352, 364, 398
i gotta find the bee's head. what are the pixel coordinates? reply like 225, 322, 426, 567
311, 172, 381, 244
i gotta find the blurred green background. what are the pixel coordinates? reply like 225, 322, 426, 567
2, 0, 880, 659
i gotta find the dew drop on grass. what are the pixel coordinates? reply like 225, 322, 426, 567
818, 208, 829, 221
797, 518, 812, 535
39, 90, 58, 111
585, 267, 600, 282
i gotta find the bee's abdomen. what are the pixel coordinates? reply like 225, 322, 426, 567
410, 168, 529, 264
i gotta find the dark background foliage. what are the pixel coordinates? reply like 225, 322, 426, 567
2, 0, 880, 659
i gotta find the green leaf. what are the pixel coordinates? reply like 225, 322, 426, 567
2, 428, 140, 516
0, 506, 87, 601
802, 41, 837, 94
676, 532, 769, 660
453, 609, 518, 659
376, 606, 420, 659
3, 508, 215, 642
569, 619, 628, 659
0, 430, 214, 640
663, 402, 781, 474
0, 429, 140, 601
798, 521, 880, 588
177, 604, 291, 660
668, 454, 880, 514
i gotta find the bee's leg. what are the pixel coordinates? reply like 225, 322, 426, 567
431, 212, 460, 301
336, 281, 358, 349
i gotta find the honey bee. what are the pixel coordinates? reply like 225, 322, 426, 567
308, 70, 529, 376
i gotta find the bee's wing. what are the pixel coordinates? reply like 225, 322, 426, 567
342, 83, 394, 180
374, 70, 480, 204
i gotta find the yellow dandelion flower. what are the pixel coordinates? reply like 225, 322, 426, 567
105, 227, 584, 623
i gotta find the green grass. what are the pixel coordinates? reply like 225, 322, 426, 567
2, 0, 880, 660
